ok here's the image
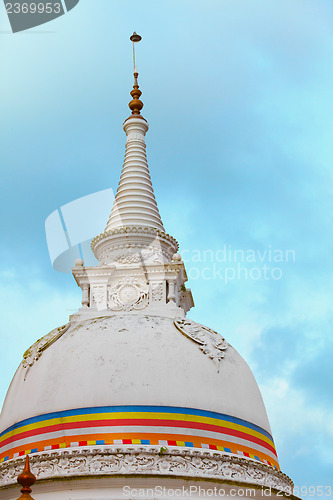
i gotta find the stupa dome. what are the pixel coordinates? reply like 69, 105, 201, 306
0, 315, 277, 468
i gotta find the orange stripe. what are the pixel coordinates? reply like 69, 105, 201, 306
0, 432, 279, 469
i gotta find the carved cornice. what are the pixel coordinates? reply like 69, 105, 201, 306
91, 226, 179, 254
0, 446, 293, 493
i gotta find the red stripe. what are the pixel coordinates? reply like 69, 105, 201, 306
0, 418, 276, 456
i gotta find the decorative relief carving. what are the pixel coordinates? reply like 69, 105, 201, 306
174, 319, 228, 368
115, 246, 165, 265
99, 246, 166, 266
108, 277, 149, 311
151, 282, 164, 302
91, 285, 106, 309
0, 447, 294, 493
22, 324, 70, 370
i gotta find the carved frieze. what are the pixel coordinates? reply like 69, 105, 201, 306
98, 244, 167, 266
0, 447, 294, 493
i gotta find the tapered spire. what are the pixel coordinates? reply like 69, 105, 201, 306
17, 455, 36, 499
104, 33, 165, 232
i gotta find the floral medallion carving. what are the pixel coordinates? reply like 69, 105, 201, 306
22, 324, 70, 371
174, 319, 228, 368
0, 446, 294, 494
108, 278, 149, 311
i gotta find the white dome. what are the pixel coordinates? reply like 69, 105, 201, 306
0, 315, 278, 469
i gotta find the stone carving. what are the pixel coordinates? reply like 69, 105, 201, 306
151, 282, 164, 302
115, 246, 165, 265
91, 286, 105, 309
0, 447, 294, 494
108, 277, 149, 311
22, 324, 70, 371
174, 319, 228, 369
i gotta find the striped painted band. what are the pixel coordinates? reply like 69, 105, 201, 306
0, 406, 279, 469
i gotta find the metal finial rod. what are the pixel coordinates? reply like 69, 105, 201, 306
128, 33, 144, 117
130, 32, 142, 74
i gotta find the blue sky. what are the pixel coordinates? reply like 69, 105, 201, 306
0, 0, 332, 496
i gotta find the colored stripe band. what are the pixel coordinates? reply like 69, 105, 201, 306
0, 406, 279, 469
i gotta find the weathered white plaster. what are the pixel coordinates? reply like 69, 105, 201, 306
0, 315, 271, 433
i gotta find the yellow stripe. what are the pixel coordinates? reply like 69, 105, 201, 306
0, 411, 275, 449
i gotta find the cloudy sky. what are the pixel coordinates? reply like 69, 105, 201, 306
0, 0, 332, 496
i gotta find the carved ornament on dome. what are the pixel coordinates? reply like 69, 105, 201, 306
0, 447, 293, 494
174, 319, 228, 369
22, 324, 70, 371
108, 277, 149, 311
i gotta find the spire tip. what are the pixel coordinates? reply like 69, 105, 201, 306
129, 32, 144, 117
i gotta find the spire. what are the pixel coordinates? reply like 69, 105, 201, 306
77, 33, 192, 317
17, 455, 36, 500
104, 33, 165, 232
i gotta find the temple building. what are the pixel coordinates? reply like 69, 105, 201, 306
0, 35, 295, 499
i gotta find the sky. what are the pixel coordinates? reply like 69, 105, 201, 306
0, 0, 333, 497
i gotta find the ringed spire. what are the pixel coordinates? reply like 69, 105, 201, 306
104, 32, 165, 232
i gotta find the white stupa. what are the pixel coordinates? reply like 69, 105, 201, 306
0, 34, 295, 500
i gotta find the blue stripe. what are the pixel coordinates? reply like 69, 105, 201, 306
0, 405, 273, 442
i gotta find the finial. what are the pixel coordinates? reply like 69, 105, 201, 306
128, 32, 144, 116
17, 455, 36, 499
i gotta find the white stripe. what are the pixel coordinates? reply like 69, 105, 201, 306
0, 425, 277, 462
